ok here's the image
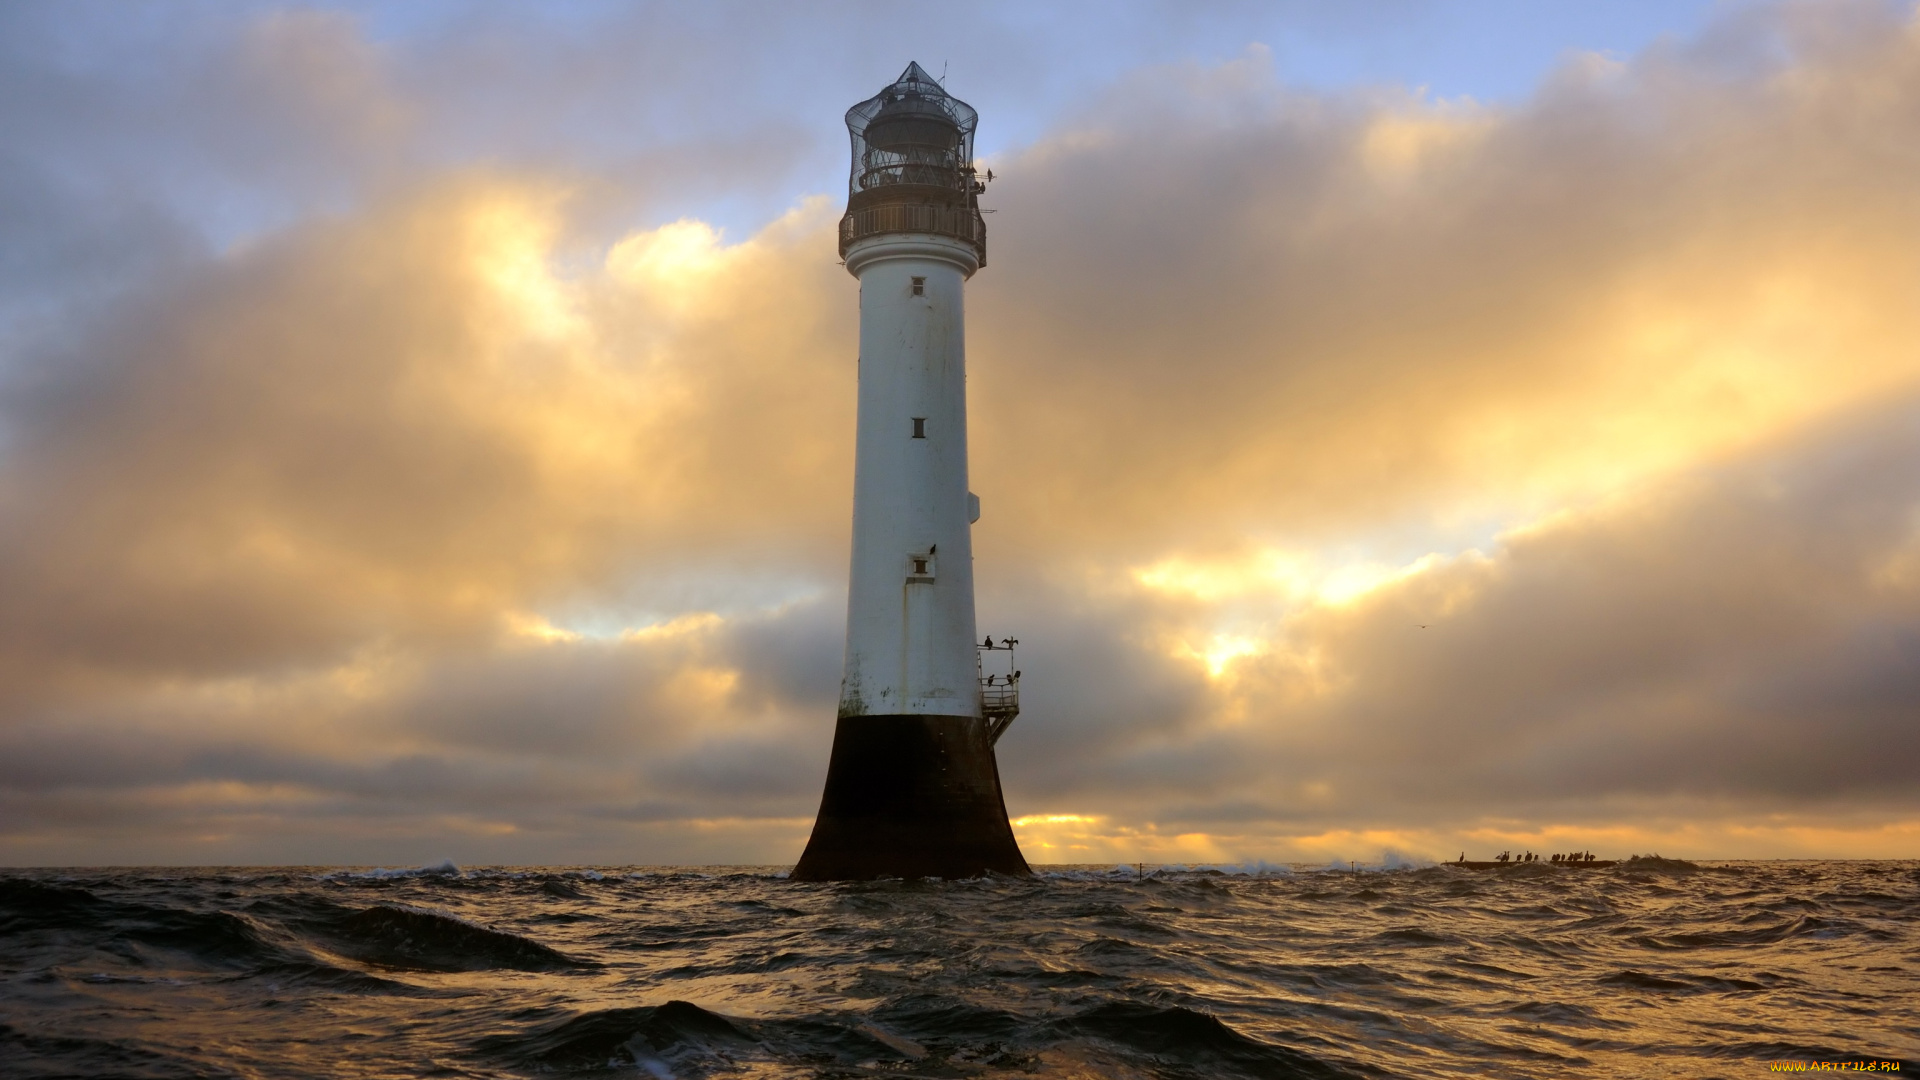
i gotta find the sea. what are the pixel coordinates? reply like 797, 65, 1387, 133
0, 859, 1913, 1079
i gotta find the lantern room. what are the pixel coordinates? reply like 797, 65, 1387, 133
839, 62, 988, 264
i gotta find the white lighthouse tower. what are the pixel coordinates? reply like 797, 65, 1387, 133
792, 63, 1029, 880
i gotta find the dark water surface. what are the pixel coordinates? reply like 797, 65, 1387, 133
1, 860, 1914, 1078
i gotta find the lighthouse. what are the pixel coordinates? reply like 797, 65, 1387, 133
791, 64, 1030, 881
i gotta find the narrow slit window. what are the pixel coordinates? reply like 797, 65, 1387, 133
910, 276, 925, 296
911, 417, 926, 439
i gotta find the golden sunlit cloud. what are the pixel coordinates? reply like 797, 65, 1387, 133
1358, 98, 1496, 180
505, 612, 583, 644
606, 218, 737, 304
1133, 549, 1454, 680
467, 195, 585, 342
1011, 814, 1237, 863
621, 612, 727, 642
1186, 634, 1265, 679
1134, 550, 1444, 608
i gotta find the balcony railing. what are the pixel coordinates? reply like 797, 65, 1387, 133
839, 203, 987, 263
978, 637, 1020, 744
980, 680, 1018, 744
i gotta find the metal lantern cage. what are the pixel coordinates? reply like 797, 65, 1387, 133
840, 62, 987, 263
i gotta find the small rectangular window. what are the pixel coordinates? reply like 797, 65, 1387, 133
911, 417, 926, 438
910, 276, 925, 296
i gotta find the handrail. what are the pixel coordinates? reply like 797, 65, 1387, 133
977, 637, 1020, 745
839, 203, 987, 262
980, 678, 1019, 745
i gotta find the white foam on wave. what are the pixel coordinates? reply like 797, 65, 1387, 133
1033, 862, 1296, 881
1156, 861, 1295, 877
1313, 851, 1436, 873
319, 859, 463, 881
1031, 866, 1136, 882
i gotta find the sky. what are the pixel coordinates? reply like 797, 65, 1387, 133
2, 0, 1918, 867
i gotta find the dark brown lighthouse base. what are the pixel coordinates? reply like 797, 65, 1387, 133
791, 714, 1031, 881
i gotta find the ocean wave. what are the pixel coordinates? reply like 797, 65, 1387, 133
1597, 969, 1782, 993
0, 879, 114, 934
0, 1022, 217, 1080
470, 997, 1369, 1078
473, 1000, 760, 1072
2, 861, 1912, 1079
1630, 915, 1847, 949
1, 880, 313, 973
1052, 1001, 1366, 1079
308, 903, 588, 973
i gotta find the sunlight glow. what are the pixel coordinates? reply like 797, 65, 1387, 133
664, 665, 740, 708
504, 612, 583, 643
1012, 814, 1102, 826
505, 610, 735, 645
468, 199, 582, 340
620, 612, 726, 641
1134, 549, 1442, 608
1185, 634, 1265, 678
1007, 813, 1241, 862
606, 218, 738, 311
1359, 101, 1494, 179
1137, 548, 1449, 678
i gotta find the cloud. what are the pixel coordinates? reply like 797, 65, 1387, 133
3, 1, 1920, 864
1090, 398, 1920, 808
967, 19, 1920, 556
